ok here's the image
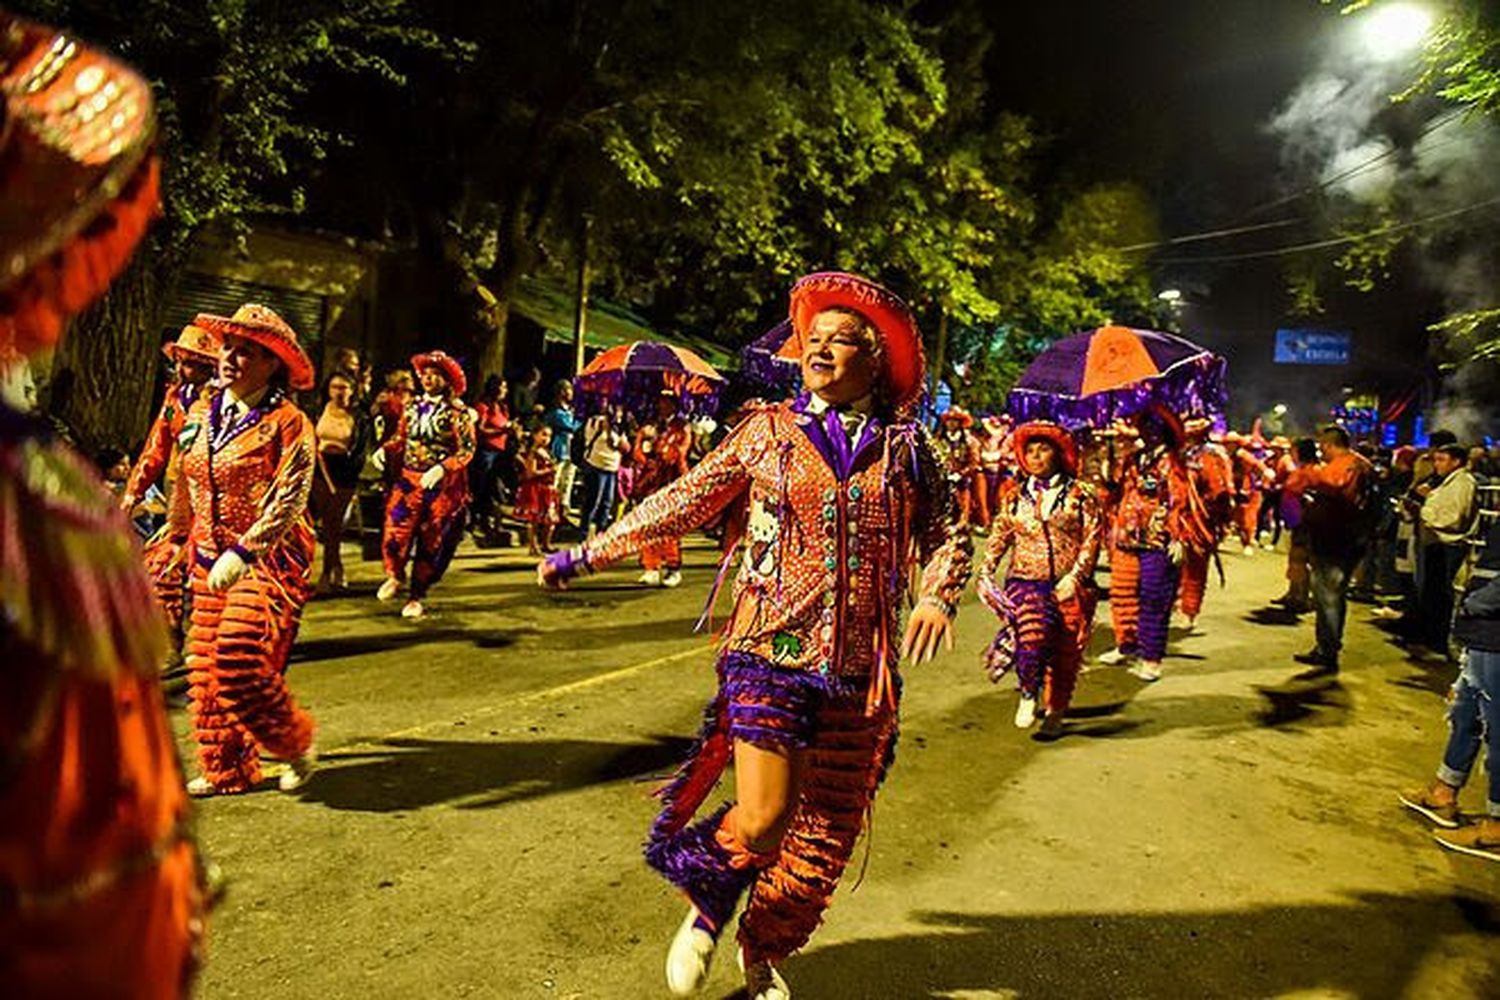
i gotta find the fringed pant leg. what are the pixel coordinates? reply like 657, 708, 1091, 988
186, 571, 260, 791
1178, 546, 1210, 619
642, 537, 682, 572
1109, 545, 1140, 655
410, 479, 468, 600
143, 533, 188, 640
738, 687, 897, 965
381, 470, 428, 582
1235, 494, 1262, 547
1045, 592, 1092, 715
1004, 579, 1058, 698
1135, 549, 1179, 664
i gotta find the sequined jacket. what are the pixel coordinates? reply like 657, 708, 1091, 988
167, 388, 317, 565
981, 475, 1102, 586
1113, 446, 1210, 552
384, 395, 475, 474
1185, 441, 1234, 528
122, 380, 206, 508
583, 397, 972, 701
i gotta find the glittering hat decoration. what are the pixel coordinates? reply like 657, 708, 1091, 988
0, 14, 159, 359
788, 271, 925, 413
194, 304, 316, 390
410, 350, 467, 397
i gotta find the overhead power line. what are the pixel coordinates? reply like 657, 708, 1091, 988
1152, 194, 1500, 265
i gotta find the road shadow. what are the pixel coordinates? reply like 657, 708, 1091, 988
781, 894, 1500, 1000
1251, 677, 1354, 729
296, 734, 696, 812
289, 627, 526, 664
1243, 605, 1306, 626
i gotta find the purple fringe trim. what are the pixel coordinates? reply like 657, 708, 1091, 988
643, 802, 752, 932
574, 368, 724, 418
1006, 353, 1228, 432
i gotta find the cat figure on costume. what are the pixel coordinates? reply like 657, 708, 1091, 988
539, 272, 971, 1000
376, 351, 476, 619
978, 421, 1103, 738
162, 304, 322, 797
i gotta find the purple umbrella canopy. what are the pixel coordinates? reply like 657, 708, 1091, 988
1006, 325, 1227, 430
573, 341, 725, 417
738, 319, 803, 396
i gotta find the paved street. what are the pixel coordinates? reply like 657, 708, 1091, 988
182, 535, 1500, 999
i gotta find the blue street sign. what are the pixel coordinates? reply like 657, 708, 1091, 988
1274, 329, 1351, 365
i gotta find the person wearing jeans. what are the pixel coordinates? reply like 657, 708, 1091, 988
1284, 425, 1374, 676
580, 407, 628, 538
1400, 512, 1500, 862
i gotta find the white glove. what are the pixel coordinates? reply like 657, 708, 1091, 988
1054, 574, 1077, 603
370, 448, 386, 473
208, 549, 248, 593
1168, 541, 1185, 566
420, 465, 445, 490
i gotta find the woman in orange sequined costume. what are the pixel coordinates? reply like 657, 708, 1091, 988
376, 350, 475, 619
128, 323, 221, 636
1, 15, 208, 995
979, 421, 1103, 737
1177, 418, 1234, 629
632, 392, 693, 587
541, 273, 971, 1000
162, 304, 320, 796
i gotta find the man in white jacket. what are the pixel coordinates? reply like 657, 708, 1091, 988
1417, 444, 1478, 656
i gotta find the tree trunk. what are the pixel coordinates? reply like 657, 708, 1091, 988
49, 245, 180, 453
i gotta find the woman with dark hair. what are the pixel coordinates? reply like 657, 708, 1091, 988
311, 370, 368, 591
471, 373, 513, 533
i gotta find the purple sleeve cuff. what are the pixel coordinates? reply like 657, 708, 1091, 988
230, 543, 256, 564
545, 546, 592, 582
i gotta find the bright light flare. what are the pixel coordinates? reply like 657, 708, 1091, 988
1273, 403, 1288, 416
1157, 288, 1183, 303
1356, 3, 1433, 61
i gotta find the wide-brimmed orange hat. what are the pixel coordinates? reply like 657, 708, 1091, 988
1012, 421, 1078, 476
1, 15, 159, 360
410, 350, 466, 397
941, 406, 974, 428
195, 304, 315, 390
788, 271, 925, 412
162, 323, 220, 363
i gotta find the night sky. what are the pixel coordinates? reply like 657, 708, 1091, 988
981, 0, 1460, 428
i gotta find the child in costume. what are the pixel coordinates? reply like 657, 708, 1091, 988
1, 17, 208, 992
164, 304, 321, 796
979, 421, 1103, 738
377, 351, 476, 619
515, 425, 561, 554
540, 272, 971, 1000
976, 413, 1013, 530
1225, 433, 1272, 556
1099, 406, 1212, 681
938, 407, 981, 528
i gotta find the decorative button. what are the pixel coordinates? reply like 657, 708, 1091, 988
825, 556, 837, 569
823, 488, 836, 502
823, 505, 836, 521
823, 592, 835, 607
847, 555, 861, 571
820, 625, 833, 641
849, 484, 863, 500
819, 660, 833, 674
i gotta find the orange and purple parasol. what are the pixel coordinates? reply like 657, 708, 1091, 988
574, 340, 725, 416
1006, 325, 1227, 430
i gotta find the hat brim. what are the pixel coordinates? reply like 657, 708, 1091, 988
410, 353, 467, 397
197, 314, 316, 390
789, 272, 924, 412
1012, 422, 1079, 477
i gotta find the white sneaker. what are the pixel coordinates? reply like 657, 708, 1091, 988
279, 747, 318, 792
376, 576, 401, 602
400, 599, 425, 619
662, 569, 683, 588
1096, 647, 1132, 666
186, 776, 216, 797
1014, 694, 1038, 729
665, 907, 717, 996
743, 955, 791, 1000
639, 570, 662, 586
1129, 661, 1163, 682
1242, 545, 1256, 557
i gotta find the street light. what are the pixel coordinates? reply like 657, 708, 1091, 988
1157, 288, 1183, 303
1355, 2, 1433, 61
1273, 403, 1288, 416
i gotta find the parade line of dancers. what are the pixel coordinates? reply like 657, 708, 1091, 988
5, 14, 1499, 1000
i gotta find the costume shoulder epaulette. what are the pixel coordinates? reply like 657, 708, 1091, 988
0, 430, 168, 680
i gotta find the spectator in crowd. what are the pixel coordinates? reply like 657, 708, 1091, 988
512, 366, 543, 428
1274, 437, 1319, 614
1400, 508, 1500, 862
1373, 445, 1420, 623
579, 405, 630, 538
1283, 425, 1375, 677
97, 445, 164, 538
312, 370, 370, 592
1414, 444, 1479, 658
471, 374, 514, 535
544, 380, 582, 518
